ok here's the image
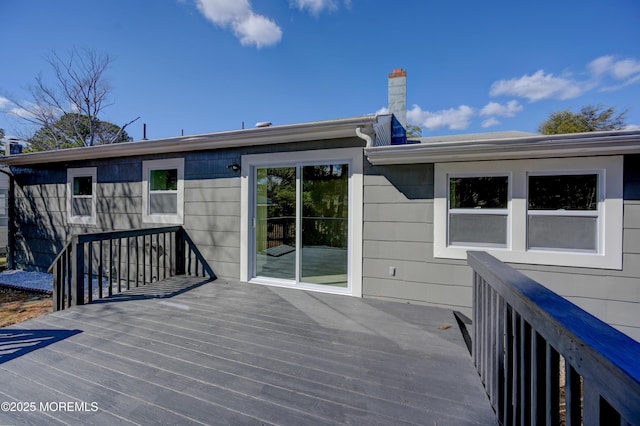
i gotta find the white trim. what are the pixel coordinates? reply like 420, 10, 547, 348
67, 167, 97, 225
142, 158, 184, 225
435, 156, 623, 269
2, 115, 380, 166
240, 148, 363, 297
366, 129, 640, 164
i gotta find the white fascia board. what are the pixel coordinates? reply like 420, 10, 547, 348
1, 116, 378, 166
365, 130, 640, 165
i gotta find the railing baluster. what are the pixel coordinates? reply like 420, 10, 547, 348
66, 248, 72, 308
520, 318, 532, 426
496, 294, 506, 425
512, 311, 520, 426
156, 233, 160, 282
565, 362, 582, 426
108, 239, 113, 297
504, 303, 514, 425
142, 234, 146, 285
583, 382, 600, 426
531, 331, 546, 425
98, 240, 103, 299
473, 272, 479, 369
87, 242, 93, 303
187, 244, 192, 276
163, 232, 167, 280
546, 343, 560, 426
126, 237, 130, 290
116, 238, 121, 294
135, 236, 140, 287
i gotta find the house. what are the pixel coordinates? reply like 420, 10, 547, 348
2, 71, 640, 342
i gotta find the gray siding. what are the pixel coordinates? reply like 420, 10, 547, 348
11, 137, 363, 279
362, 163, 472, 313
363, 157, 640, 341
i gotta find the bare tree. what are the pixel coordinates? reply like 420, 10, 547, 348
6, 47, 138, 149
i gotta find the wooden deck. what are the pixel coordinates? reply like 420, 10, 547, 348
0, 277, 496, 425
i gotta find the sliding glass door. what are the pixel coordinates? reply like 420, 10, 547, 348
254, 163, 349, 289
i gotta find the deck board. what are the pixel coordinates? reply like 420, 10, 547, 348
0, 276, 497, 425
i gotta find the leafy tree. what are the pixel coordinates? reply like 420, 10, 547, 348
4, 47, 138, 149
0, 128, 4, 140
406, 124, 423, 138
26, 113, 132, 152
539, 105, 627, 134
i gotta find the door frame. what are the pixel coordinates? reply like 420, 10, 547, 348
240, 147, 363, 297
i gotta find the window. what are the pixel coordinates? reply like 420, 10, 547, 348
449, 176, 509, 247
434, 157, 623, 269
67, 167, 97, 225
142, 158, 184, 224
0, 188, 8, 228
527, 173, 599, 252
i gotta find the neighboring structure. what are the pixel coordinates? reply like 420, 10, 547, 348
2, 69, 640, 342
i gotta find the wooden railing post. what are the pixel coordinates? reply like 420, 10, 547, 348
71, 237, 85, 306
52, 262, 61, 311
174, 228, 186, 275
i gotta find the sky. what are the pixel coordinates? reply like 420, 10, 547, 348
1, 0, 639, 142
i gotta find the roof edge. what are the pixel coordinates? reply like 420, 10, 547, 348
1, 115, 381, 166
365, 130, 640, 164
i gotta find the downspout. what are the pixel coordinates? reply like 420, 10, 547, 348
355, 126, 373, 147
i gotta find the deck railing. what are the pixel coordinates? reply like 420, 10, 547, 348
468, 251, 640, 426
48, 226, 215, 311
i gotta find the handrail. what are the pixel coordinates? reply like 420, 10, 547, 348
49, 226, 215, 311
468, 251, 640, 425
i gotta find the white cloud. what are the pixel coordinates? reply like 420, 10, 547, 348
375, 107, 389, 115
481, 117, 500, 128
290, 0, 350, 15
588, 55, 640, 92
0, 96, 9, 110
235, 14, 283, 48
407, 104, 475, 131
490, 70, 585, 102
589, 55, 640, 80
480, 100, 523, 117
195, 0, 282, 48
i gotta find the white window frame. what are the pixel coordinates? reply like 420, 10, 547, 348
447, 173, 511, 249
434, 156, 623, 269
526, 170, 601, 253
67, 167, 97, 225
142, 158, 184, 225
240, 148, 363, 297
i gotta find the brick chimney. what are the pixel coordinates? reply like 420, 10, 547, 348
388, 68, 407, 129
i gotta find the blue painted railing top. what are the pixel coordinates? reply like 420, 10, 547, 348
468, 250, 640, 425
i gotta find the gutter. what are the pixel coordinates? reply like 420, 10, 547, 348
0, 115, 379, 166
365, 130, 640, 164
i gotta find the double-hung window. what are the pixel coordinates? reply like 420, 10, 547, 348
67, 167, 97, 225
142, 158, 184, 224
448, 176, 509, 248
527, 173, 600, 252
435, 157, 622, 269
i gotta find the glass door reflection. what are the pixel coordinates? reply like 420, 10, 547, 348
255, 167, 296, 280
